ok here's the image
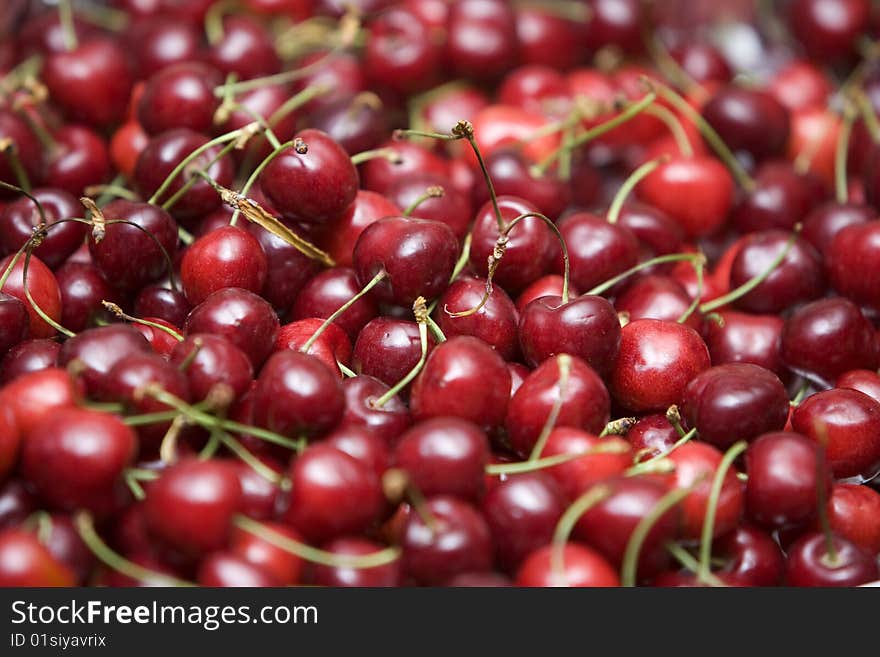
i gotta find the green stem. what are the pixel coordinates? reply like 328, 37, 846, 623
644, 104, 694, 157
529, 354, 572, 461
229, 138, 296, 226
372, 321, 427, 408
835, 104, 857, 204
586, 252, 701, 297
666, 542, 726, 587
677, 254, 706, 324
606, 156, 669, 225
301, 270, 386, 353
550, 485, 612, 586
58, 0, 79, 51
486, 442, 631, 476
350, 147, 403, 166
403, 185, 444, 217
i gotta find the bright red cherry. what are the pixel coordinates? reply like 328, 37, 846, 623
0, 530, 76, 586
515, 543, 620, 587
0, 253, 62, 339
180, 226, 268, 306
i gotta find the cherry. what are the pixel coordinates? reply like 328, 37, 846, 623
219, 84, 299, 164
519, 294, 620, 377
42, 38, 134, 128
185, 287, 279, 368
253, 350, 344, 438
576, 476, 680, 581
827, 221, 880, 311
230, 521, 305, 584
613, 275, 700, 329
353, 215, 458, 307
88, 200, 178, 293
46, 125, 110, 196
283, 443, 384, 543
636, 156, 735, 239
616, 202, 685, 260
728, 230, 824, 314
0, 367, 79, 438
0, 529, 76, 586
387, 175, 472, 241
701, 86, 790, 166
584, 0, 644, 54
714, 524, 785, 586
310, 537, 401, 587
541, 428, 632, 496
802, 202, 873, 253
0, 480, 37, 529
515, 7, 586, 70
789, 0, 871, 62
260, 129, 358, 225
144, 458, 242, 556
0, 293, 28, 356
135, 285, 191, 328
306, 94, 390, 159
437, 276, 519, 361
0, 403, 19, 480
290, 50, 367, 116
197, 552, 280, 587
837, 370, 880, 404
0, 253, 62, 339
0, 191, 83, 273
626, 415, 679, 461
791, 387, 880, 480
339, 375, 411, 444
208, 15, 280, 81
275, 318, 352, 375
319, 190, 400, 269
680, 363, 789, 449
498, 64, 571, 117
180, 225, 268, 305
325, 425, 390, 481
506, 355, 610, 457
27, 514, 94, 584
669, 42, 732, 85
110, 121, 150, 179
0, 111, 41, 194
446, 0, 518, 80
731, 163, 820, 233
823, 483, 880, 555
18, 10, 98, 57
410, 335, 511, 431
247, 222, 321, 313
782, 297, 878, 387
364, 8, 440, 95
21, 407, 137, 513
127, 16, 203, 79
745, 431, 830, 529
232, 459, 283, 521
786, 532, 878, 586
58, 324, 152, 395
769, 60, 833, 112
137, 62, 223, 136
352, 317, 434, 389
703, 310, 787, 377
515, 542, 620, 587
134, 128, 234, 220
481, 472, 566, 572
555, 212, 640, 292
664, 441, 745, 540
393, 417, 489, 500
361, 139, 449, 195
169, 334, 253, 402
291, 267, 378, 341
611, 319, 710, 413
55, 262, 116, 333
400, 495, 493, 585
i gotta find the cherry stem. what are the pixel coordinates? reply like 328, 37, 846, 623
230, 137, 297, 227
534, 92, 657, 174
382, 469, 438, 531
621, 485, 693, 587
645, 105, 694, 157
697, 440, 747, 584
75, 512, 194, 586
83, 184, 139, 202
233, 515, 400, 569
203, 0, 233, 45
403, 186, 445, 217
373, 297, 429, 407
666, 404, 687, 437
175, 338, 202, 372
162, 139, 241, 212
21, 249, 74, 337
58, 0, 79, 52
598, 416, 637, 437
647, 78, 755, 191
1, 141, 32, 193
677, 254, 706, 324
220, 434, 284, 485
301, 270, 386, 354
586, 252, 701, 297
529, 354, 572, 461
350, 147, 403, 166
158, 414, 186, 464
486, 442, 631, 476
626, 428, 697, 476
699, 225, 802, 314
337, 360, 357, 378
606, 156, 670, 225
854, 89, 880, 143
550, 484, 612, 586
835, 102, 857, 204
666, 542, 726, 587
644, 31, 698, 95
101, 301, 183, 341
425, 315, 446, 343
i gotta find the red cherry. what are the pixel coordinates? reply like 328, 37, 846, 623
311, 537, 401, 587
823, 483, 880, 556
320, 190, 401, 268
836, 369, 880, 404
515, 543, 620, 587
169, 334, 253, 402
352, 317, 435, 389
827, 221, 880, 311
340, 375, 412, 444
0, 529, 76, 586
137, 62, 223, 136
437, 276, 520, 361
0, 367, 79, 436
275, 319, 352, 376
0, 253, 62, 339
445, 0, 518, 80
786, 532, 878, 586
230, 521, 305, 585
180, 226, 268, 306
58, 325, 152, 395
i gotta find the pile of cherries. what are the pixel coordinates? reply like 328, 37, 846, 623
1, 0, 880, 587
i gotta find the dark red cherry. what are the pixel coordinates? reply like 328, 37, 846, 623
576, 476, 679, 581
701, 86, 790, 166
253, 350, 344, 438
169, 333, 253, 402
291, 267, 378, 341
134, 128, 235, 220
782, 297, 878, 387
827, 221, 880, 311
0, 339, 60, 384
469, 196, 553, 293
232, 458, 283, 521
745, 431, 830, 530
325, 425, 390, 481
219, 84, 299, 164
476, 148, 571, 220
88, 200, 178, 293
246, 223, 320, 313
135, 285, 191, 328
446, 0, 517, 80
0, 530, 76, 586
802, 202, 873, 253
283, 443, 384, 542
197, 552, 280, 586
230, 522, 304, 584
506, 355, 610, 457
0, 479, 37, 529
42, 38, 133, 128
144, 459, 242, 556
704, 310, 787, 377
437, 276, 519, 361
410, 336, 511, 431
291, 50, 367, 115
260, 129, 358, 224
681, 363, 789, 449
792, 387, 880, 480
311, 537, 401, 587
613, 275, 700, 330
728, 230, 824, 314
353, 215, 458, 307
515, 542, 619, 586
401, 495, 493, 584
669, 41, 732, 85
387, 174, 472, 241
320, 190, 401, 269
180, 226, 268, 305
46, 125, 110, 196
626, 414, 678, 461
482, 472, 566, 572
339, 375, 412, 444
837, 370, 880, 404
306, 94, 390, 158
611, 319, 710, 413
18, 10, 97, 57
519, 294, 620, 377
584, 0, 644, 54
361, 139, 449, 196
616, 202, 685, 260
137, 62, 223, 136
0, 188, 83, 269
58, 324, 152, 394
0, 402, 19, 480
786, 532, 878, 586
185, 287, 279, 368
55, 262, 116, 333
0, 111, 41, 195
731, 162, 820, 233
515, 7, 586, 70
0, 293, 28, 357
352, 317, 434, 389
714, 524, 785, 586
789, 0, 872, 62
207, 15, 280, 81
127, 16, 202, 79
824, 483, 880, 556
556, 212, 640, 293
364, 8, 440, 95
21, 407, 137, 513
393, 417, 489, 500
